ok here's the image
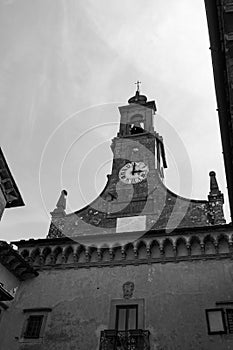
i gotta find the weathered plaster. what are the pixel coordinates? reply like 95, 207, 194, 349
1, 260, 233, 349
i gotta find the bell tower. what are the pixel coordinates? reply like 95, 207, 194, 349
101, 84, 167, 221
90, 84, 168, 232
47, 84, 225, 239
110, 82, 167, 185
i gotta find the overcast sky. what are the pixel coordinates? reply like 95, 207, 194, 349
0, 0, 229, 242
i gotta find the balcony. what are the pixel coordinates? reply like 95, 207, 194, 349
99, 329, 150, 350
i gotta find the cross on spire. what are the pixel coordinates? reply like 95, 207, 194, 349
135, 80, 141, 93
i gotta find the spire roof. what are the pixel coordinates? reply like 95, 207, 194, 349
209, 171, 221, 195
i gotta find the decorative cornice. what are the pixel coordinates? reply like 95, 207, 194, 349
13, 224, 232, 247
12, 225, 233, 270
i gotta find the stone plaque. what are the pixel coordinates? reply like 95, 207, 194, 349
116, 215, 146, 233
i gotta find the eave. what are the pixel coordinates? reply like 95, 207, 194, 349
11, 224, 233, 271
0, 283, 13, 301
12, 223, 232, 249
204, 0, 233, 221
0, 147, 24, 208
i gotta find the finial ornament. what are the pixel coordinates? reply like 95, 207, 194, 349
56, 190, 68, 210
209, 171, 219, 194
128, 81, 148, 105
135, 80, 141, 93
50, 189, 68, 217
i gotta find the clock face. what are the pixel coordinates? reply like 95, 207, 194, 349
119, 162, 149, 184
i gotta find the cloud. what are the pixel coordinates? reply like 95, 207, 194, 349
0, 0, 230, 241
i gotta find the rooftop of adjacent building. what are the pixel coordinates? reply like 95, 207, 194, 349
0, 240, 38, 280
204, 0, 233, 222
0, 148, 24, 208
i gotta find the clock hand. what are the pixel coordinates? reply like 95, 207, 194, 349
132, 162, 136, 175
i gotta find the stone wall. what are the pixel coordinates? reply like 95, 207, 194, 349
1, 257, 233, 350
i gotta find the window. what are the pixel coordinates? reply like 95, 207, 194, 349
24, 315, 44, 338
109, 299, 144, 330
115, 305, 138, 330
21, 308, 51, 342
100, 299, 149, 350
129, 115, 145, 135
206, 309, 227, 334
205, 307, 233, 335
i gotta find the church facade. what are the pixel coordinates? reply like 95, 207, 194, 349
1, 90, 233, 350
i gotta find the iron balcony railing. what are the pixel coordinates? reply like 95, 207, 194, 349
99, 329, 150, 350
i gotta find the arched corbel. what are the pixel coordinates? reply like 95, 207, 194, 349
109, 247, 114, 261
97, 248, 102, 262
159, 240, 164, 257
213, 237, 219, 254
200, 243, 205, 255
85, 247, 90, 262
49, 253, 55, 265
172, 240, 177, 255
59, 247, 66, 264
186, 242, 191, 256
121, 246, 126, 260
146, 241, 151, 259
39, 254, 45, 266
73, 252, 78, 263
133, 243, 138, 259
